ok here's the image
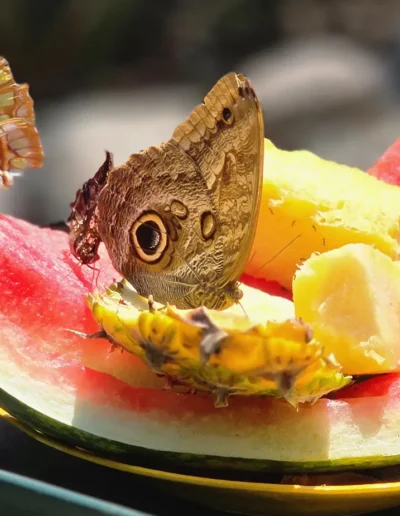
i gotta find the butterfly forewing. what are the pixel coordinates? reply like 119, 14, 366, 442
0, 83, 35, 123
0, 57, 14, 90
171, 72, 264, 286
0, 57, 35, 122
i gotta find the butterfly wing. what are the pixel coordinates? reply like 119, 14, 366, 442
0, 57, 35, 123
0, 57, 44, 187
96, 73, 264, 309
170, 72, 264, 286
0, 118, 44, 187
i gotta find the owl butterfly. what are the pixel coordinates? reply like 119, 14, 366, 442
0, 56, 44, 188
69, 72, 264, 310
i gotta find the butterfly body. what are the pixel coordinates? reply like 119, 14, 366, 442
94, 73, 264, 309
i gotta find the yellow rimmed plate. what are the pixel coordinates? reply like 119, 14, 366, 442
1, 409, 400, 516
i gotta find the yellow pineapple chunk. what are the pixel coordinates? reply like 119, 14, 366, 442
293, 243, 400, 374
246, 139, 400, 289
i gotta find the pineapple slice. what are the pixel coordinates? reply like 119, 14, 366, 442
293, 243, 400, 374
246, 139, 400, 289
86, 280, 350, 407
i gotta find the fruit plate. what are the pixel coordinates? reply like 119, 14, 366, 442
1, 409, 399, 516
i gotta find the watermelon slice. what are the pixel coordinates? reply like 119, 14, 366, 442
331, 374, 400, 400
367, 138, 400, 185
1, 214, 400, 476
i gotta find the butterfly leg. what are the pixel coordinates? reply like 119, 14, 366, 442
147, 294, 170, 313
147, 295, 156, 312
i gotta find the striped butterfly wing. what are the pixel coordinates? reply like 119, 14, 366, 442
0, 57, 44, 188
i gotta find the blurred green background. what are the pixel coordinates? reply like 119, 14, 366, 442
0, 0, 399, 225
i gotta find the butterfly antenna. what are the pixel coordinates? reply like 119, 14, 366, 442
238, 300, 250, 320
252, 234, 302, 276
65, 257, 84, 278
246, 249, 257, 269
61, 249, 73, 261
87, 262, 101, 288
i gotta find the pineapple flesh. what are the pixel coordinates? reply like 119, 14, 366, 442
293, 243, 400, 374
84, 139, 400, 406
246, 139, 400, 290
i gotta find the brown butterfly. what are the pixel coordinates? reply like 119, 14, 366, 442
68, 72, 264, 311
0, 56, 44, 188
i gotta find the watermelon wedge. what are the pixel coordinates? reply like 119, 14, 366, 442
1, 214, 400, 477
368, 138, 400, 185
330, 374, 400, 400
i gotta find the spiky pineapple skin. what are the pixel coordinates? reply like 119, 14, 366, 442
87, 281, 350, 407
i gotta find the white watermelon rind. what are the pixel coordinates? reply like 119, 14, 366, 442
1, 374, 400, 478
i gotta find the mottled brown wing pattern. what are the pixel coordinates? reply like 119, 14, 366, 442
95, 72, 264, 309
0, 57, 44, 188
171, 72, 264, 285
97, 141, 217, 303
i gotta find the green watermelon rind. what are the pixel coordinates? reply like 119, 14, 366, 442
2, 386, 400, 479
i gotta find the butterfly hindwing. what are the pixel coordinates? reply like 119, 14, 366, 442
95, 72, 264, 309
0, 57, 44, 188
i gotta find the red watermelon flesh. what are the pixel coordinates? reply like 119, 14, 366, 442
330, 374, 400, 400
2, 215, 400, 475
0, 138, 400, 472
240, 273, 293, 301
0, 215, 160, 389
0, 212, 398, 406
2, 214, 400, 471
1, 132, 400, 407
367, 138, 400, 185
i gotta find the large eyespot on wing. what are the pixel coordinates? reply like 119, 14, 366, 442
130, 211, 169, 264
0, 118, 44, 188
0, 57, 35, 123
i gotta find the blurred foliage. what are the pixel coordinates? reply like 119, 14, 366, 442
0, 0, 280, 100
0, 0, 399, 226
0, 0, 398, 102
